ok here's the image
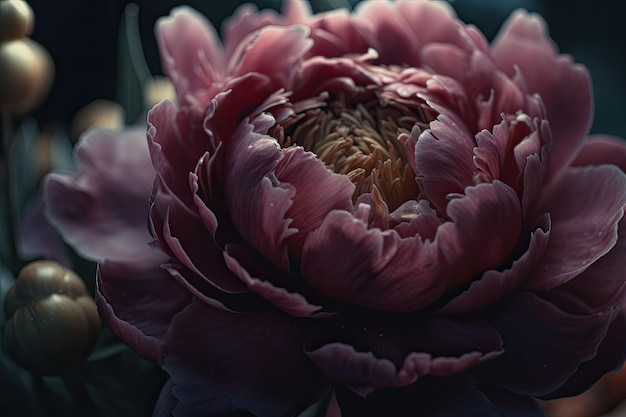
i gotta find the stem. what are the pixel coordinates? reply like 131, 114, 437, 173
1, 112, 18, 274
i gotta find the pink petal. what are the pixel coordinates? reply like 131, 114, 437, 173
306, 10, 373, 58
222, 4, 282, 58
156, 7, 225, 107
353, 0, 418, 66
414, 111, 476, 215
573, 134, 626, 172
44, 128, 154, 262
222, 120, 354, 263
435, 181, 523, 290
274, 146, 355, 257
541, 219, 626, 315
491, 10, 593, 178
301, 210, 444, 313
525, 165, 626, 289
355, 0, 462, 67
221, 122, 299, 268
227, 25, 313, 90
440, 215, 550, 314
148, 100, 209, 206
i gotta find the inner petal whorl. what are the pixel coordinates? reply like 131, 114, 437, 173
270, 94, 436, 212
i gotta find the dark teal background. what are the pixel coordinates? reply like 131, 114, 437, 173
26, 0, 626, 138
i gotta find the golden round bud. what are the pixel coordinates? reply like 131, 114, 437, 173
0, 38, 54, 115
4, 261, 101, 375
0, 0, 34, 41
71, 99, 124, 141
144, 76, 177, 109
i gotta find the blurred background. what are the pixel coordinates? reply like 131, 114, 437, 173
23, 0, 626, 138
2, 1, 625, 416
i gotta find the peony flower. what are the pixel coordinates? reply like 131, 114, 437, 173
45, 0, 626, 415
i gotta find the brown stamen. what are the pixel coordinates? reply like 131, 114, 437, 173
270, 93, 435, 212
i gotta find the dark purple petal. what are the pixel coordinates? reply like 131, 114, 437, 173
492, 10, 593, 178
223, 244, 328, 318
525, 165, 626, 289
159, 208, 248, 294
542, 304, 626, 398
302, 210, 444, 313
153, 379, 256, 417
479, 291, 617, 396
96, 250, 191, 365
334, 374, 544, 417
44, 128, 154, 263
160, 298, 329, 417
305, 312, 502, 393
156, 7, 225, 107
153, 380, 178, 417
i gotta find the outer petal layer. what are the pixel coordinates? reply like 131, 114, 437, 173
492, 10, 593, 177
44, 128, 155, 263
158, 299, 329, 417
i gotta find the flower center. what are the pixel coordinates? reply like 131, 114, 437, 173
270, 93, 436, 211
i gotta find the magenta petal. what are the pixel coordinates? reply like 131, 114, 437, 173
160, 298, 329, 417
526, 165, 626, 289
573, 134, 626, 172
44, 128, 154, 262
156, 7, 225, 106
491, 10, 593, 177
96, 249, 191, 364
302, 210, 444, 313
480, 292, 617, 396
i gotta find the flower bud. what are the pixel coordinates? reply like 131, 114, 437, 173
71, 99, 124, 141
0, 0, 34, 41
3, 261, 101, 375
0, 38, 54, 115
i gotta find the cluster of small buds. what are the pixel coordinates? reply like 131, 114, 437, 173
0, 0, 53, 115
3, 261, 102, 375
